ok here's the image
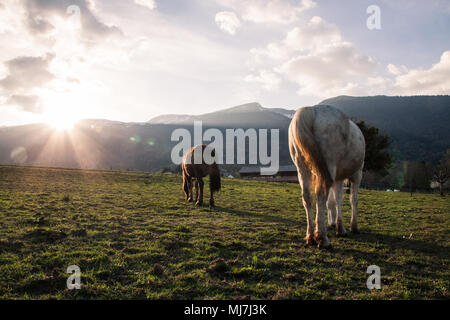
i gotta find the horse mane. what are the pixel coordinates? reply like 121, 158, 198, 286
291, 107, 333, 191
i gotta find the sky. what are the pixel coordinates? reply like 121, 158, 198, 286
0, 0, 449, 126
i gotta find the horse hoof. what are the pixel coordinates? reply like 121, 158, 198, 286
196, 201, 203, 206
328, 224, 336, 230
351, 226, 360, 234
209, 202, 215, 207
316, 239, 331, 249
314, 232, 331, 249
317, 242, 333, 250
336, 226, 347, 237
304, 235, 316, 246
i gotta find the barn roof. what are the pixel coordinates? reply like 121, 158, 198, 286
239, 165, 297, 174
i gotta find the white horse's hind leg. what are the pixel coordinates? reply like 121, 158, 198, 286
327, 186, 336, 228
297, 169, 315, 246
290, 140, 315, 246
314, 182, 331, 249
334, 180, 347, 236
350, 170, 362, 233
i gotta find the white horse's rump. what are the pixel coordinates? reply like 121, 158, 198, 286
289, 105, 365, 248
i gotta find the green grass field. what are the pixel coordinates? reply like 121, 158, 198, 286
0, 165, 448, 299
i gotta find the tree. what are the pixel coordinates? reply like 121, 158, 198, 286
433, 149, 450, 196
404, 161, 431, 195
355, 121, 392, 176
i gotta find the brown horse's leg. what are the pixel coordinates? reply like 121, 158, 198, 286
194, 179, 199, 203
184, 175, 192, 201
209, 188, 215, 207
187, 178, 194, 202
196, 179, 204, 206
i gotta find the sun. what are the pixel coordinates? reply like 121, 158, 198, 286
43, 111, 79, 131
40, 87, 87, 131
47, 116, 77, 130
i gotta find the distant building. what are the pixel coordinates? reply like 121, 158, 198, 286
220, 167, 230, 177
239, 165, 297, 177
239, 165, 298, 182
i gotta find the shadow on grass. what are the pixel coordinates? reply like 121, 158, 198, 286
213, 205, 300, 226
210, 204, 447, 260
347, 230, 449, 258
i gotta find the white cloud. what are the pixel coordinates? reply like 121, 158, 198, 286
249, 16, 376, 97
0, 53, 57, 113
248, 16, 343, 64
284, 16, 341, 52
245, 70, 281, 90
6, 94, 43, 113
0, 0, 130, 117
134, 0, 156, 10
23, 0, 122, 40
215, 11, 241, 35
246, 13, 450, 98
248, 14, 450, 98
278, 47, 374, 96
0, 54, 56, 91
390, 51, 450, 95
217, 0, 316, 24
366, 76, 394, 94
387, 63, 408, 76
367, 52, 450, 96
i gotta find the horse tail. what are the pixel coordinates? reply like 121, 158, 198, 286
291, 107, 332, 191
209, 163, 221, 193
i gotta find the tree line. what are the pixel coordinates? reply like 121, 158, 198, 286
356, 121, 449, 196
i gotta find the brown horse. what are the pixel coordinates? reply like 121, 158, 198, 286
182, 144, 221, 206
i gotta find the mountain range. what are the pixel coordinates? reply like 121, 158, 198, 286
0, 95, 448, 173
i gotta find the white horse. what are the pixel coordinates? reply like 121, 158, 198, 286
289, 105, 365, 248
